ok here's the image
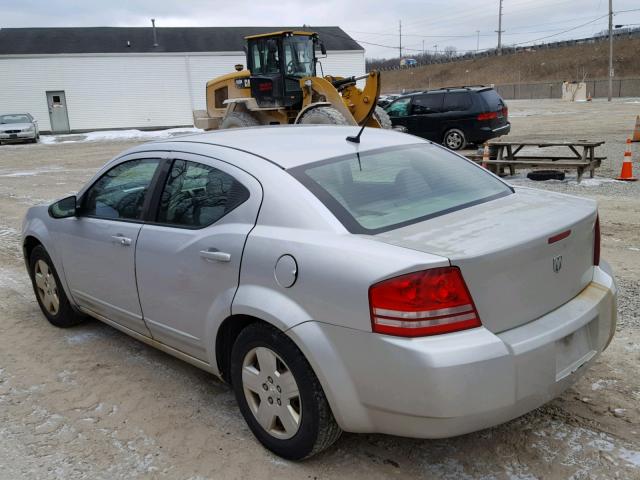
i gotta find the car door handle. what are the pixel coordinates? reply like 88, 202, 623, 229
200, 249, 231, 262
111, 235, 132, 246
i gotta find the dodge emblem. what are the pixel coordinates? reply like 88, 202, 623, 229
553, 255, 563, 273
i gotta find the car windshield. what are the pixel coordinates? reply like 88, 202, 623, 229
0, 114, 31, 124
291, 144, 512, 234
283, 36, 315, 77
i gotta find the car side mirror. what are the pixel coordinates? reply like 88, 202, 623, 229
320, 41, 327, 56
48, 195, 78, 219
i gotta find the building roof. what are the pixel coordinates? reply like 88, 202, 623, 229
0, 26, 362, 55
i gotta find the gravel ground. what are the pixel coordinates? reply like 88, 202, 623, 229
0, 98, 639, 479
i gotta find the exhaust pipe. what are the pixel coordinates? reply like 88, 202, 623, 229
151, 19, 158, 47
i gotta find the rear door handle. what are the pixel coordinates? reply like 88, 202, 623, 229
111, 234, 132, 246
200, 249, 231, 262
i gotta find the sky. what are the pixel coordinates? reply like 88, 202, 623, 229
1, 0, 639, 59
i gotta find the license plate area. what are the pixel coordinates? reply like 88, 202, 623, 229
10, 134, 18, 139
555, 320, 597, 381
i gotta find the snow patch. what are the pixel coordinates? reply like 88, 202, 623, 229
619, 447, 640, 467
591, 379, 617, 391
40, 127, 203, 144
0, 166, 64, 178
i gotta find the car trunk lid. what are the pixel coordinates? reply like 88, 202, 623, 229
372, 188, 597, 333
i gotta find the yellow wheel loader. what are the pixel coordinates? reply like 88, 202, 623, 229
199, 31, 391, 130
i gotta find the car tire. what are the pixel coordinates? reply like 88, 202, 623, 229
220, 111, 260, 129
527, 170, 566, 181
373, 106, 393, 129
297, 106, 348, 125
29, 245, 86, 328
230, 322, 342, 460
443, 129, 467, 150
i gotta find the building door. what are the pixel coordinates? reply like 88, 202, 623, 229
46, 91, 70, 133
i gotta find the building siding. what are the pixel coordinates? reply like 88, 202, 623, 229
0, 50, 365, 132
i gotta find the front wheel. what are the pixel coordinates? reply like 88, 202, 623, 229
443, 128, 467, 150
29, 245, 85, 328
230, 323, 342, 460
373, 106, 393, 129
297, 106, 347, 125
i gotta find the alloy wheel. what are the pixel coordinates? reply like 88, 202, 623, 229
446, 131, 463, 149
34, 259, 60, 315
241, 346, 302, 440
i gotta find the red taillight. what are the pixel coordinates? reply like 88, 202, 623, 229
502, 106, 508, 118
369, 267, 482, 337
593, 215, 600, 265
258, 82, 272, 92
477, 111, 498, 121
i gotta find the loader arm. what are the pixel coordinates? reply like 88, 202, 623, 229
300, 71, 382, 127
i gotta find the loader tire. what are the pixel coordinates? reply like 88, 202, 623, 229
373, 106, 393, 129
220, 111, 260, 129
297, 107, 348, 125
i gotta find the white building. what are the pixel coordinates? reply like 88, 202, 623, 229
0, 26, 365, 133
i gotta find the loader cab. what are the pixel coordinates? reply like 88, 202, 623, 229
246, 31, 321, 109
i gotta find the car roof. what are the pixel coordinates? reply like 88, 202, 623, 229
148, 125, 426, 170
399, 86, 493, 97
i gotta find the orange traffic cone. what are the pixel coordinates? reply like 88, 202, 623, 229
482, 142, 490, 169
617, 138, 638, 181
632, 115, 640, 143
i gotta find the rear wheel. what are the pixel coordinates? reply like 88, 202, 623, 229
373, 106, 392, 129
230, 322, 341, 460
220, 111, 260, 129
443, 128, 467, 150
29, 245, 85, 328
297, 106, 347, 125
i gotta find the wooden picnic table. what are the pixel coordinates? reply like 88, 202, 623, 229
469, 140, 606, 183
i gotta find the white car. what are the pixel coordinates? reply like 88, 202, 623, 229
0, 113, 39, 144
22, 126, 617, 459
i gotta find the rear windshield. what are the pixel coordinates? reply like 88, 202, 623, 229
479, 89, 504, 110
290, 144, 512, 234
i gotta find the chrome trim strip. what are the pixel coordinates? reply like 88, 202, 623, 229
373, 304, 473, 320
374, 312, 477, 328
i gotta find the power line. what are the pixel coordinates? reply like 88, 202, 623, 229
513, 13, 610, 44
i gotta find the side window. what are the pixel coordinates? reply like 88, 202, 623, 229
82, 159, 160, 220
251, 42, 264, 75
386, 97, 411, 117
442, 92, 473, 112
157, 159, 250, 228
412, 93, 444, 114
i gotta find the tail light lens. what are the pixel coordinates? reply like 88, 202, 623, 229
502, 106, 508, 118
258, 81, 273, 92
593, 215, 600, 265
477, 111, 498, 121
369, 267, 482, 337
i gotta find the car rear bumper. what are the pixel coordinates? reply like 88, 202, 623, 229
287, 262, 616, 437
468, 122, 511, 143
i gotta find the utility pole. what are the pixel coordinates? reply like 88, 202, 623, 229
476, 30, 480, 52
434, 44, 438, 56
399, 20, 402, 60
608, 0, 613, 101
422, 39, 425, 56
496, 0, 504, 55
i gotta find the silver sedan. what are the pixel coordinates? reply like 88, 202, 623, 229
22, 126, 617, 460
0, 113, 40, 144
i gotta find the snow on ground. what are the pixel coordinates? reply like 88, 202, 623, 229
39, 127, 203, 144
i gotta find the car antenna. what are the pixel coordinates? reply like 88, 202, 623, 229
346, 99, 378, 144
